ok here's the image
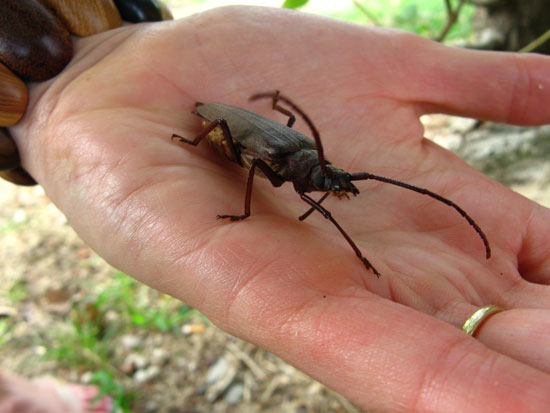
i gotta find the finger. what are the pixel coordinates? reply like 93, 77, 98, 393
454, 303, 550, 374
399, 38, 550, 125
203, 8, 550, 127
213, 285, 550, 412
517, 205, 550, 284
475, 309, 550, 374
160, 8, 550, 134
501, 281, 550, 309
161, 220, 550, 413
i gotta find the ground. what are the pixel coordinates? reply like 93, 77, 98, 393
1, 116, 548, 412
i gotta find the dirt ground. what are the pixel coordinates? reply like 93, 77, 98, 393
1, 116, 549, 412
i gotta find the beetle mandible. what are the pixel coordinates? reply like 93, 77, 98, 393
172, 90, 491, 277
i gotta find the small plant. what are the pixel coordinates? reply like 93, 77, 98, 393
90, 370, 136, 413
282, 0, 308, 8
8, 279, 29, 303
37, 268, 204, 411
95, 271, 200, 333
44, 301, 117, 368
281, 0, 475, 42
0, 319, 11, 346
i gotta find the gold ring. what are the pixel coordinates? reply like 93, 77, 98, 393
462, 305, 504, 336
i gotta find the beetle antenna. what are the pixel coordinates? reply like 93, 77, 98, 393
249, 91, 333, 176
350, 172, 491, 259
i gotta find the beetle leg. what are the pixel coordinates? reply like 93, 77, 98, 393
299, 192, 380, 277
218, 159, 285, 221
298, 192, 330, 221
172, 118, 243, 167
271, 90, 296, 128
191, 102, 204, 115
249, 90, 296, 127
249, 91, 333, 177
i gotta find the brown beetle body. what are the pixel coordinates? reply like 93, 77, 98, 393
197, 103, 324, 187
172, 91, 490, 276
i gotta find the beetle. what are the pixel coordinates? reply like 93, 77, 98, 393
172, 90, 491, 276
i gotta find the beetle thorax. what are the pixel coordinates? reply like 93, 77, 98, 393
284, 150, 359, 194
310, 165, 360, 195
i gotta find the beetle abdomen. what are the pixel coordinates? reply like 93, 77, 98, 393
203, 120, 286, 180
202, 120, 240, 163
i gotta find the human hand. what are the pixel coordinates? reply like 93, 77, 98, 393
10, 6, 550, 411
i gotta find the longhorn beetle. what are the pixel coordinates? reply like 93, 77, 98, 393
172, 91, 491, 276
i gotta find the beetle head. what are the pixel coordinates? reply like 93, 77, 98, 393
311, 165, 359, 195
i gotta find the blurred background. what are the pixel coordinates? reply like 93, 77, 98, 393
1, 1, 549, 412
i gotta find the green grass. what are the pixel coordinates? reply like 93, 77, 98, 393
0, 320, 10, 347
8, 279, 29, 302
90, 370, 136, 413
45, 303, 117, 369
0, 220, 26, 234
95, 271, 201, 333
41, 271, 204, 412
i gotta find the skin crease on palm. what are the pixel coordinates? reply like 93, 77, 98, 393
8, 5, 550, 411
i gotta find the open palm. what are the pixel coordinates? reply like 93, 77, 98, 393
13, 7, 550, 411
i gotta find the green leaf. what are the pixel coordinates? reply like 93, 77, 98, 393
282, 0, 308, 9
131, 313, 147, 325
